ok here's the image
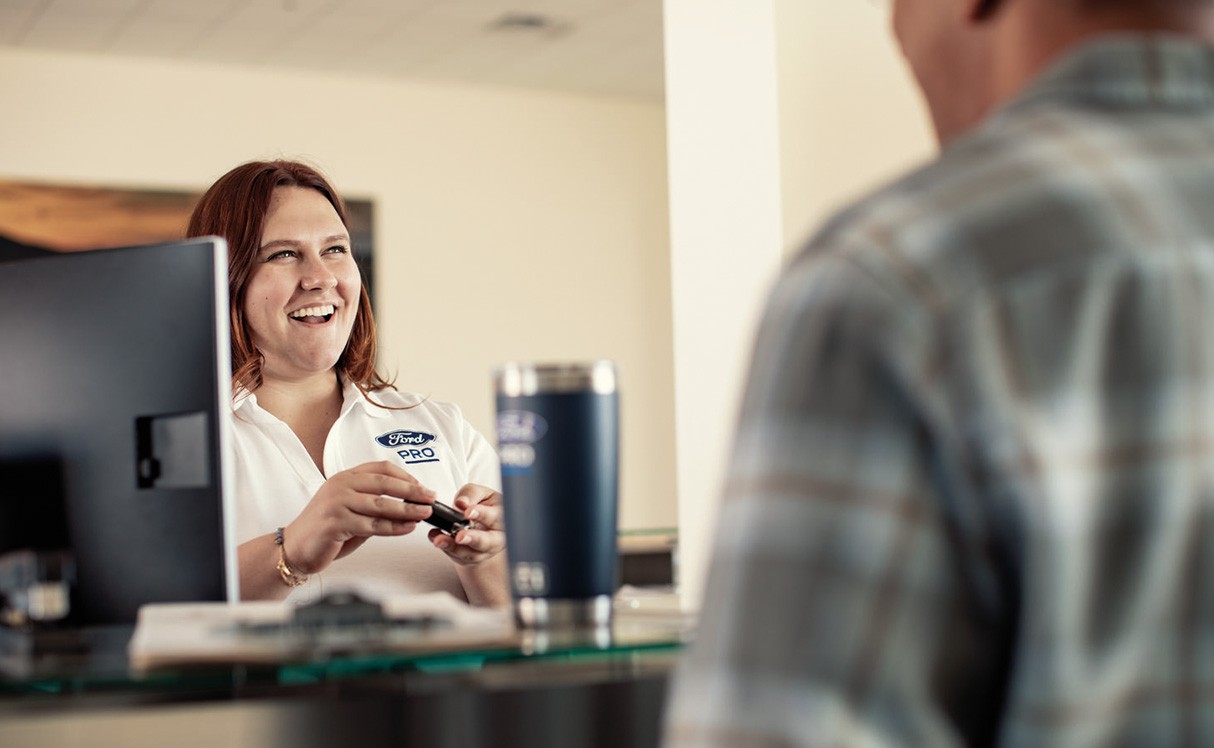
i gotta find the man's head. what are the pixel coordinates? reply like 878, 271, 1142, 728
892, 0, 1214, 145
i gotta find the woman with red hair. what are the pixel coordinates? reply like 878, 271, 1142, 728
189, 159, 507, 608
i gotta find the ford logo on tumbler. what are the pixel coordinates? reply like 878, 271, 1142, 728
497, 411, 548, 445
494, 361, 619, 628
496, 411, 548, 474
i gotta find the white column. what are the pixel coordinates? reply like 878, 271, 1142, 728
663, 0, 785, 611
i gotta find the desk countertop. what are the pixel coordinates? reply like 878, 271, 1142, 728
0, 595, 691, 748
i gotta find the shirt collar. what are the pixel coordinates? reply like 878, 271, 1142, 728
999, 33, 1214, 120
231, 377, 396, 421
231, 386, 278, 424
344, 377, 399, 419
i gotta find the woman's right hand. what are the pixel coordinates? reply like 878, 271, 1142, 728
282, 460, 436, 575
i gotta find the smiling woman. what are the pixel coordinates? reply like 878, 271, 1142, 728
187, 160, 510, 609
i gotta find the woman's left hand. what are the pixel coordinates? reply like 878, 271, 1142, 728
430, 483, 510, 608
429, 483, 505, 566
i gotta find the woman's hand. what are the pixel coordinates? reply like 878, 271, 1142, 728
284, 460, 436, 575
428, 484, 505, 564
430, 484, 511, 607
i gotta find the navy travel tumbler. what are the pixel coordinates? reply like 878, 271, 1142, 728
494, 361, 619, 627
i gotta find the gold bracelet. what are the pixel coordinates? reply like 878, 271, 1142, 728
274, 527, 308, 588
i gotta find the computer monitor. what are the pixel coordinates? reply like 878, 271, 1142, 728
0, 237, 238, 625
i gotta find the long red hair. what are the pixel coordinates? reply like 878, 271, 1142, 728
187, 160, 393, 396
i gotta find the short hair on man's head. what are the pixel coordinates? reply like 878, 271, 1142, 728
187, 159, 391, 395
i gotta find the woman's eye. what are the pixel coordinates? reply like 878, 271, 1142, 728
267, 250, 296, 261
324, 245, 349, 255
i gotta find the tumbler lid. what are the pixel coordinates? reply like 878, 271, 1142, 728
494, 360, 617, 396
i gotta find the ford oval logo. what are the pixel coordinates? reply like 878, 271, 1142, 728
497, 410, 548, 444
375, 430, 436, 448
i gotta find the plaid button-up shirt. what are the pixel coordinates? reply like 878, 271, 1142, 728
664, 35, 1214, 748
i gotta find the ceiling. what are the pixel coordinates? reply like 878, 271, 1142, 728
0, 0, 666, 100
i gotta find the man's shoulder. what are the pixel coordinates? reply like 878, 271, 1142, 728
791, 109, 1095, 315
802, 124, 1027, 251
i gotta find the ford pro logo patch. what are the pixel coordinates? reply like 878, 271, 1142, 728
375, 430, 437, 448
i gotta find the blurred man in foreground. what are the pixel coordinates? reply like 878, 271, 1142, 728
665, 1, 1214, 745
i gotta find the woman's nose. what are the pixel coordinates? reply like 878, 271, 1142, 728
299, 256, 337, 290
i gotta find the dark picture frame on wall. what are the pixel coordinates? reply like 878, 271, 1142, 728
0, 179, 376, 307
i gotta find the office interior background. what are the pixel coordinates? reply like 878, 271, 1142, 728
0, 0, 934, 605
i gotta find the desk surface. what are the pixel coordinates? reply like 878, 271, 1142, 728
3, 589, 690, 689
0, 593, 691, 748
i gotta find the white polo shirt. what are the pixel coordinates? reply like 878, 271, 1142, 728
230, 379, 500, 604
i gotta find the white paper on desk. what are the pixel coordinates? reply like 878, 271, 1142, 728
128, 592, 514, 670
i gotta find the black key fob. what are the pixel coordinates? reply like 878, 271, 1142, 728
425, 500, 471, 537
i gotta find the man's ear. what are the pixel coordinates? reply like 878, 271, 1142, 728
967, 0, 1001, 21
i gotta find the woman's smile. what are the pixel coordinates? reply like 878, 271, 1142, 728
288, 304, 337, 324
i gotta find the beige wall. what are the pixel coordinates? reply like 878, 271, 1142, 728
0, 46, 675, 531
776, 1, 936, 254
